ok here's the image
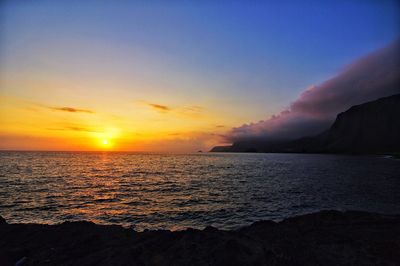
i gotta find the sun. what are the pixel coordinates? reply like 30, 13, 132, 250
100, 139, 112, 149
92, 128, 120, 150
97, 138, 113, 150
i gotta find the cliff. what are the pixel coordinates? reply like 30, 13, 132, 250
312, 93, 400, 152
211, 94, 400, 153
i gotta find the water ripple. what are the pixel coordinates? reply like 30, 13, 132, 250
0, 151, 399, 231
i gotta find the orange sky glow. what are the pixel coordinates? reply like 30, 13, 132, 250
2, 1, 397, 152
0, 90, 238, 152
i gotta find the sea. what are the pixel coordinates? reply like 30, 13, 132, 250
1, 151, 399, 231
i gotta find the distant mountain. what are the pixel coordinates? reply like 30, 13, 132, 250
210, 146, 233, 152
211, 94, 400, 154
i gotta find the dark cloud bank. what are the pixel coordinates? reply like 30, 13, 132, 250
228, 41, 400, 143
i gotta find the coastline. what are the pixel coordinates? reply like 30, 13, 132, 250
1, 210, 399, 265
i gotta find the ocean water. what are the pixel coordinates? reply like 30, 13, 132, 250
0, 151, 399, 231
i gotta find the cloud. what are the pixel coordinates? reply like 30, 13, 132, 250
50, 106, 94, 113
0, 97, 95, 114
143, 102, 204, 118
176, 105, 204, 118
228, 40, 400, 142
120, 131, 225, 153
47, 126, 100, 133
147, 103, 171, 112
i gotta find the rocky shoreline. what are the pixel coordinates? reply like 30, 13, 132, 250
1, 210, 400, 265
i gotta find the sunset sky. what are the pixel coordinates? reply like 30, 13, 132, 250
1, 1, 399, 152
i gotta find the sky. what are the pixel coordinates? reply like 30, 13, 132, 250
0, 0, 399, 151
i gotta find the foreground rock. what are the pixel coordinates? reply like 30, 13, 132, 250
1, 210, 399, 265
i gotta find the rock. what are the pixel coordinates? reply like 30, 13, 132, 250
210, 94, 400, 154
0, 211, 399, 265
209, 146, 233, 152
313, 93, 400, 153
15, 256, 27, 266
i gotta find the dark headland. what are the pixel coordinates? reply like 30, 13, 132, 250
1, 211, 400, 265
211, 94, 400, 154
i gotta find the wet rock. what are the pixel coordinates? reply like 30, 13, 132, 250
0, 210, 399, 265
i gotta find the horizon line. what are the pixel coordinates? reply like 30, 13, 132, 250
0, 149, 210, 154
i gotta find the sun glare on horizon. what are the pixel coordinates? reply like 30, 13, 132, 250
99, 139, 113, 150
90, 127, 121, 150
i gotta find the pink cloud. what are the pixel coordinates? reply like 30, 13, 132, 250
228, 40, 400, 142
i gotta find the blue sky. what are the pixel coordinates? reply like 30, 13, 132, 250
0, 0, 399, 151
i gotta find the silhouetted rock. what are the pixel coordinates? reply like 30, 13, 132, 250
1, 210, 399, 265
211, 94, 400, 154
315, 93, 400, 152
209, 146, 233, 152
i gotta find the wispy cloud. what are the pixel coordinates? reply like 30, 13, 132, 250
65, 126, 99, 132
141, 101, 204, 118
49, 106, 94, 113
47, 126, 100, 133
0, 97, 95, 115
147, 103, 171, 112
177, 106, 203, 117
